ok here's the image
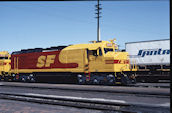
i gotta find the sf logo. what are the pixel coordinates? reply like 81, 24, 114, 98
36, 55, 56, 68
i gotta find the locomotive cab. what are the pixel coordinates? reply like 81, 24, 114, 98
87, 40, 137, 85
62, 39, 137, 85
84, 39, 136, 73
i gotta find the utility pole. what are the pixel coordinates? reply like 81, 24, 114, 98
95, 0, 102, 42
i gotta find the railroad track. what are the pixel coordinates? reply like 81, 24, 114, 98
0, 92, 170, 113
128, 83, 170, 88
0, 82, 170, 97
0, 82, 170, 112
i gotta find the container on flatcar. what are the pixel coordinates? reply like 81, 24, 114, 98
125, 39, 170, 82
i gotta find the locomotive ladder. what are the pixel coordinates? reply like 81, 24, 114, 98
84, 50, 90, 81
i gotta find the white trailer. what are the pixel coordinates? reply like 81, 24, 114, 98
125, 39, 170, 65
125, 39, 170, 82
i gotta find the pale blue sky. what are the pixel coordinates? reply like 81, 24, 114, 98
0, 1, 169, 53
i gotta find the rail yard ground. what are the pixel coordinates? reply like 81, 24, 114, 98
0, 82, 170, 113
0, 99, 99, 113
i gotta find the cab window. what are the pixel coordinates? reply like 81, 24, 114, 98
92, 50, 98, 56
104, 48, 113, 54
99, 48, 102, 56
88, 50, 97, 56
0, 57, 8, 59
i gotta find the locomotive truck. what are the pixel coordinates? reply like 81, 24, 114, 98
0, 39, 137, 85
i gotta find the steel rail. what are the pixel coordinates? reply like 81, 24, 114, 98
0, 82, 170, 97
0, 92, 170, 113
128, 83, 170, 88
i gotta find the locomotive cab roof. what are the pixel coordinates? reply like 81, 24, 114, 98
64, 39, 118, 51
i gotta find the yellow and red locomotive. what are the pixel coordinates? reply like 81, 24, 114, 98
0, 51, 11, 81
0, 39, 137, 85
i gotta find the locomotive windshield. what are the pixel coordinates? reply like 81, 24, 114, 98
104, 48, 113, 54
0, 57, 8, 59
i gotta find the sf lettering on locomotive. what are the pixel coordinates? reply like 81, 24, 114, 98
36, 55, 56, 68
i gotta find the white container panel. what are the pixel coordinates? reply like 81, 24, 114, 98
125, 39, 170, 65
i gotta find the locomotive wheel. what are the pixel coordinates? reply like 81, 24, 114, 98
131, 78, 136, 84
93, 78, 99, 84
77, 74, 85, 85
21, 76, 26, 82
29, 74, 35, 82
4, 75, 9, 81
121, 74, 130, 85
106, 74, 115, 85
30, 76, 36, 82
